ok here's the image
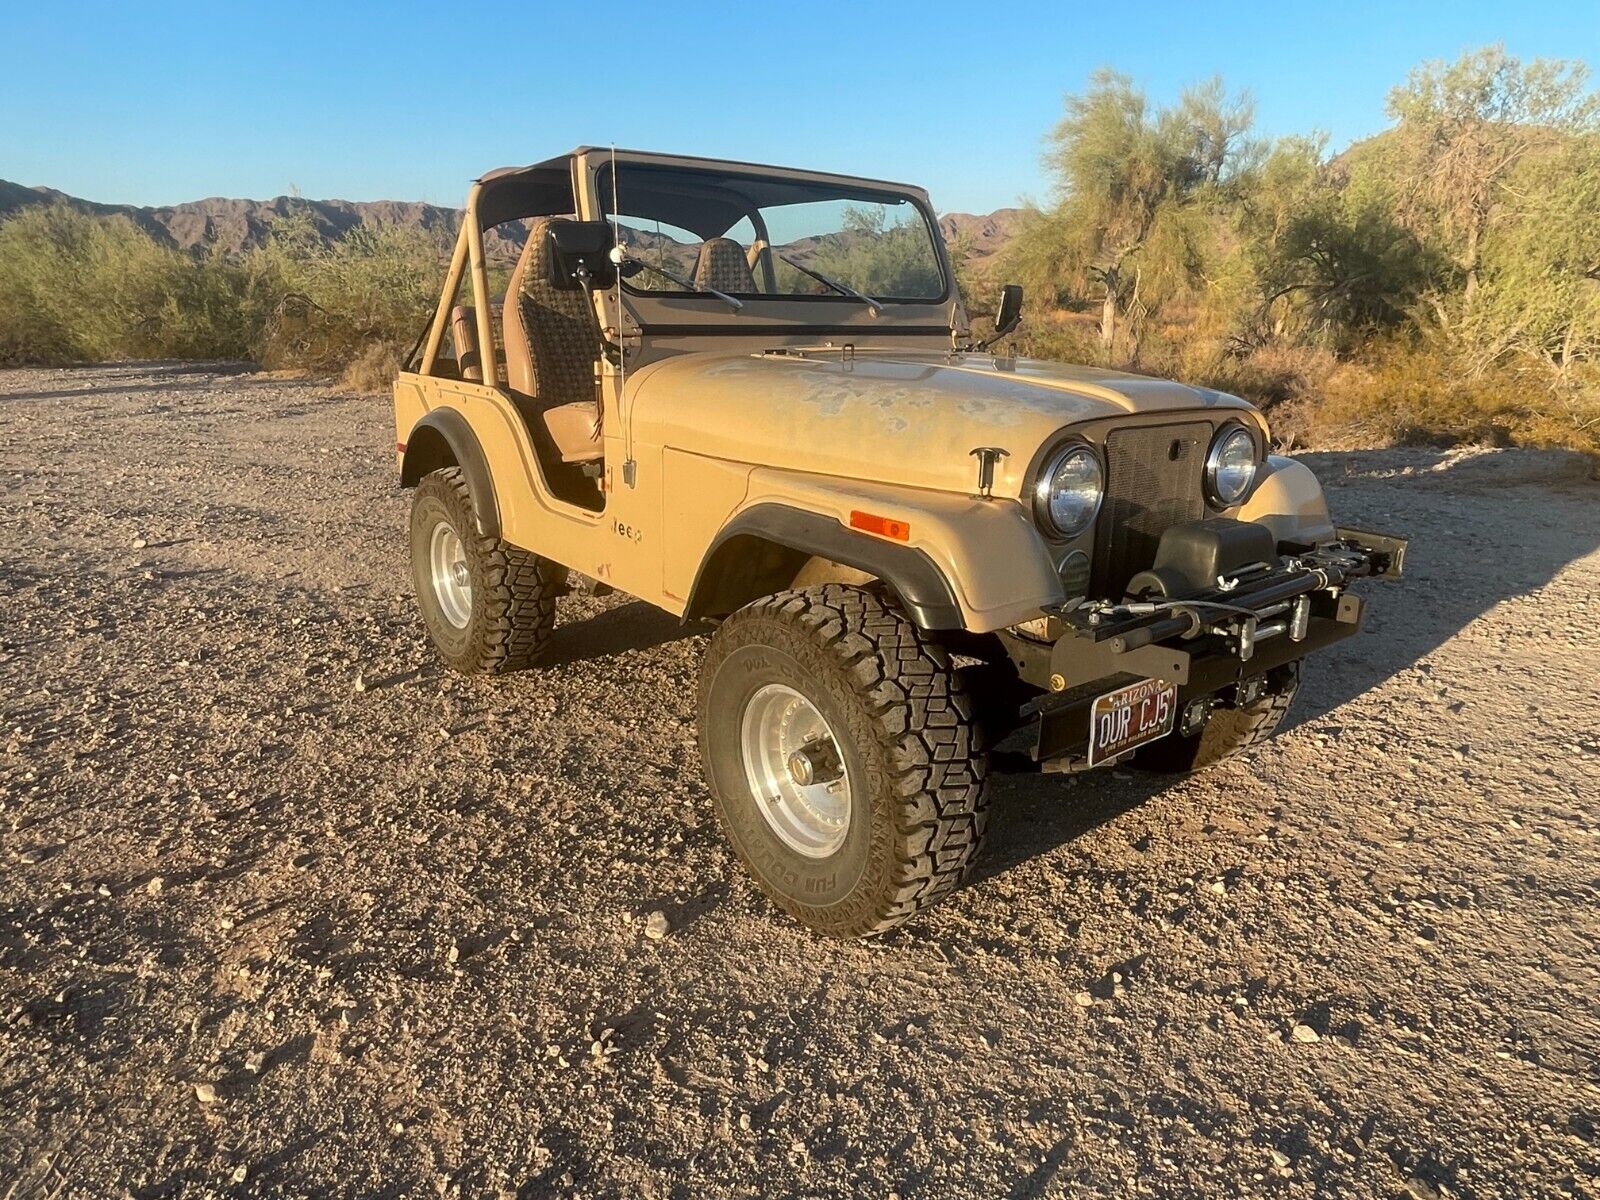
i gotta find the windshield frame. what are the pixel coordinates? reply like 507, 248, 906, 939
593, 160, 953, 308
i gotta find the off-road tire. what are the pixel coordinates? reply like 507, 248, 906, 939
409, 467, 557, 675
698, 585, 988, 938
1135, 661, 1302, 773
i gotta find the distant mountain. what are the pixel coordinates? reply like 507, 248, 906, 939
939, 208, 1024, 267
0, 179, 1022, 265
0, 180, 509, 257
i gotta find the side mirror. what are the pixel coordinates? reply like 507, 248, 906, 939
975, 283, 1023, 351
545, 219, 617, 290
994, 283, 1023, 337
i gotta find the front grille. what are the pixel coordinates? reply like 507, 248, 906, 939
1092, 421, 1211, 597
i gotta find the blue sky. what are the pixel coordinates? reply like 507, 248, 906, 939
3, 1, 1596, 215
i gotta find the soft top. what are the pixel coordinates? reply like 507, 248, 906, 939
474, 148, 927, 232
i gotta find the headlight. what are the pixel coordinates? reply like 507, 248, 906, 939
1034, 444, 1103, 538
1205, 425, 1258, 507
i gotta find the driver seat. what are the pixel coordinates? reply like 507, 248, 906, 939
502, 218, 604, 465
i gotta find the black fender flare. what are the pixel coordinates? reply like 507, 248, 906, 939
685, 503, 964, 631
399, 408, 500, 539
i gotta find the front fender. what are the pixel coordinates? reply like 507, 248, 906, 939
734, 468, 1063, 633
688, 503, 963, 629
1237, 455, 1337, 548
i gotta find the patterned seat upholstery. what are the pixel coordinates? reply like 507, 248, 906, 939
502, 218, 603, 464
693, 237, 757, 294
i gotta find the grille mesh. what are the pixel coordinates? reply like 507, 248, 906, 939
1092, 422, 1212, 598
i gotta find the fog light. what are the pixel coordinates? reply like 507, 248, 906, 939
1181, 698, 1209, 736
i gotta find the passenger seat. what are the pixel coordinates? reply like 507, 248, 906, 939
502, 218, 604, 465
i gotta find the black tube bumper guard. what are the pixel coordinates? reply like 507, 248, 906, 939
1008, 526, 1409, 770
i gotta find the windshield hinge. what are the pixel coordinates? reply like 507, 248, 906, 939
605, 323, 644, 354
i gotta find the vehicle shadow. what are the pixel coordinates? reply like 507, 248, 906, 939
1278, 447, 1595, 727
973, 768, 1165, 886
544, 598, 700, 665
972, 446, 1597, 879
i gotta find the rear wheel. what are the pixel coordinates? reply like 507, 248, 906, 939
409, 467, 558, 674
698, 585, 988, 938
1135, 661, 1302, 773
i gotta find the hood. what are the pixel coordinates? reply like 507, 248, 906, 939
628, 348, 1257, 499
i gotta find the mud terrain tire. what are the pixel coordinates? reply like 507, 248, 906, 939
698, 585, 988, 938
409, 467, 557, 675
1136, 661, 1302, 773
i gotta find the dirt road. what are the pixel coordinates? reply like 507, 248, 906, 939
2, 363, 1597, 1198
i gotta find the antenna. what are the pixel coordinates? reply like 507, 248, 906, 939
609, 145, 636, 488
608, 147, 620, 257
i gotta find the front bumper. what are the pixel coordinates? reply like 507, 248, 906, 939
999, 527, 1408, 770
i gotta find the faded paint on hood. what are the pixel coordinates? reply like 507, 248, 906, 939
627, 348, 1257, 499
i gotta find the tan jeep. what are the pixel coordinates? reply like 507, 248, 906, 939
392, 147, 1406, 938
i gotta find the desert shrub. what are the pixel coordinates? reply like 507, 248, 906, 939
803, 205, 945, 300
339, 340, 407, 394
1312, 347, 1600, 453
249, 214, 448, 379
0, 204, 262, 364
0, 203, 447, 386
1182, 343, 1337, 410
992, 48, 1600, 453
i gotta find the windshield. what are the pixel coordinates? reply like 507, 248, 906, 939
598, 162, 947, 303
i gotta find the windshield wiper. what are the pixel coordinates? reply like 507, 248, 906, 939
778, 254, 883, 315
616, 252, 744, 312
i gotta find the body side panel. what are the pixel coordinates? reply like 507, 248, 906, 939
661, 450, 753, 603
393, 372, 670, 606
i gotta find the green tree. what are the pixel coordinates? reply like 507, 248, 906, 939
1227, 137, 1432, 350
1452, 134, 1600, 440
804, 205, 944, 299
1015, 69, 1261, 356
1385, 46, 1599, 306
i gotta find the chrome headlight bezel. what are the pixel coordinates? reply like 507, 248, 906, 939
1033, 442, 1105, 539
1205, 423, 1259, 508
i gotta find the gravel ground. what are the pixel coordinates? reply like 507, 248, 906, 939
2, 362, 1597, 1199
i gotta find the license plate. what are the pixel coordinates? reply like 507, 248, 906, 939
1088, 678, 1178, 766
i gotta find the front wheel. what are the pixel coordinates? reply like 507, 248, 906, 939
697, 586, 988, 938
409, 467, 558, 674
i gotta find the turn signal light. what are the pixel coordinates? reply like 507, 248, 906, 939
849, 510, 910, 541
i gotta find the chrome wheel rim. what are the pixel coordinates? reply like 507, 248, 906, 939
739, 683, 851, 859
428, 520, 472, 629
